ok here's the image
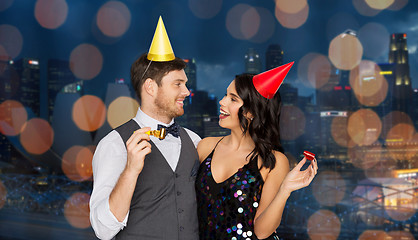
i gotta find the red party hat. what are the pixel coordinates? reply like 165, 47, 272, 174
252, 62, 294, 99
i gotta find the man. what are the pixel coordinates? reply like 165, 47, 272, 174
89, 17, 200, 240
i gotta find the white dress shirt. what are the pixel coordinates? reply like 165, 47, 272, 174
89, 107, 201, 240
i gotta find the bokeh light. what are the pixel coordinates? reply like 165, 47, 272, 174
365, 0, 395, 9
386, 123, 415, 143
188, 0, 222, 19
248, 7, 275, 43
275, 0, 308, 14
0, 180, 6, 210
0, 24, 23, 59
348, 143, 383, 169
64, 192, 90, 229
226, 4, 259, 40
349, 60, 388, 107
275, 2, 309, 29
0, 100, 28, 136
20, 118, 54, 155
62, 145, 94, 182
381, 111, 414, 139
347, 108, 382, 146
312, 171, 346, 206
326, 13, 360, 42
352, 0, 381, 16
240, 6, 260, 39
297, 52, 320, 88
331, 117, 356, 148
387, 0, 409, 10
0, 44, 7, 60
358, 230, 389, 240
97, 1, 131, 38
329, 32, 363, 70
280, 105, 305, 141
107, 96, 139, 129
307, 54, 332, 89
0, 0, 14, 12
76, 146, 95, 181
72, 95, 106, 132
365, 155, 397, 179
387, 230, 415, 239
69, 44, 103, 80
404, 133, 418, 162
307, 209, 341, 240
354, 78, 388, 107
386, 123, 416, 161
358, 23, 389, 59
35, 0, 68, 29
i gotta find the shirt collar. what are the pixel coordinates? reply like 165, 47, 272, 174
134, 107, 174, 130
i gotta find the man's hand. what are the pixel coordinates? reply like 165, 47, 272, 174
125, 127, 152, 175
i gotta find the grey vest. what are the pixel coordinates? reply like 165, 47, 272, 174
114, 119, 199, 240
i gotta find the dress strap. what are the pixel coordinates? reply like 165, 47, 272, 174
203, 137, 226, 161
213, 136, 225, 150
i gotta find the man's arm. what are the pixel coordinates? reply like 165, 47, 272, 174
108, 128, 151, 221
89, 128, 151, 239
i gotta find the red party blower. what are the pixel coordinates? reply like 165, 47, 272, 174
303, 151, 315, 161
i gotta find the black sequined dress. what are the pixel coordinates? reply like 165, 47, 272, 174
195, 141, 279, 240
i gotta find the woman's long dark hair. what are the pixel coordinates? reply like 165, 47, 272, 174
234, 73, 284, 170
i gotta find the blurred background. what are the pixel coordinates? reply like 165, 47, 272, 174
0, 0, 417, 239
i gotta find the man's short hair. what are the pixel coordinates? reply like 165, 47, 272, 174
131, 53, 186, 101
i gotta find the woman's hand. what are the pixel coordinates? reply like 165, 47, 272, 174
280, 157, 318, 194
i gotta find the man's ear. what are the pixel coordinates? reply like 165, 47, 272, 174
143, 78, 157, 96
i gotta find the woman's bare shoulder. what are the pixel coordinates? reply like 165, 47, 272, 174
197, 136, 224, 162
263, 151, 289, 179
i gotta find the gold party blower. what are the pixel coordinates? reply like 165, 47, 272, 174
133, 128, 167, 140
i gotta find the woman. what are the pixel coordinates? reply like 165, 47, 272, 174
195, 70, 318, 240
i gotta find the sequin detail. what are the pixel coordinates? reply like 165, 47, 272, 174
195, 149, 264, 240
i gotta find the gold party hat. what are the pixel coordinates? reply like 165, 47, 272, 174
147, 16, 175, 62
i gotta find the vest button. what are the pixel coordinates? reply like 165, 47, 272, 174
177, 191, 181, 196
178, 208, 184, 213
180, 226, 184, 231
175, 173, 180, 178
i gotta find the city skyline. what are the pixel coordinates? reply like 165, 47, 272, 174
0, 1, 417, 239
1, 0, 418, 119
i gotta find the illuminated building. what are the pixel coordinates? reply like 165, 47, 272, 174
0, 59, 33, 173
244, 48, 262, 74
47, 59, 77, 123
413, 89, 418, 131
176, 58, 219, 137
316, 66, 357, 112
184, 58, 197, 92
377, 63, 395, 112
265, 44, 283, 71
388, 33, 413, 108
202, 116, 230, 137
179, 90, 218, 137
15, 58, 40, 117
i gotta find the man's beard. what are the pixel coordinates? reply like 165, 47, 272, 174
154, 92, 184, 119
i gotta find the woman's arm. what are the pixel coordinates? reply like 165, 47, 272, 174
254, 153, 318, 239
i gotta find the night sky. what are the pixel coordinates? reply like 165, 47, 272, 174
1, 0, 417, 119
